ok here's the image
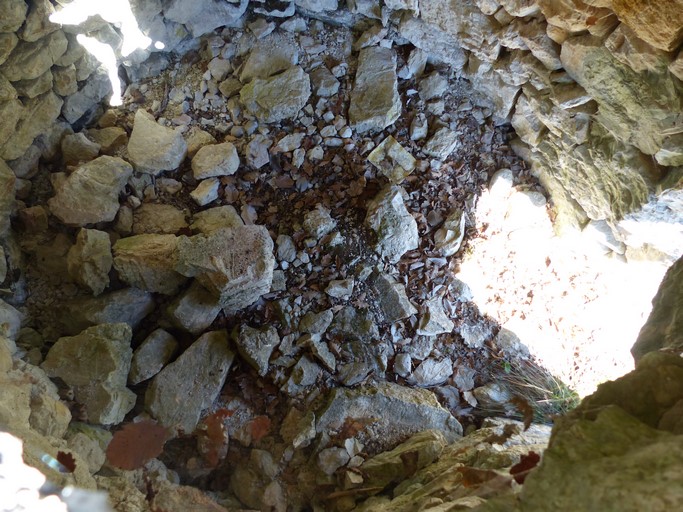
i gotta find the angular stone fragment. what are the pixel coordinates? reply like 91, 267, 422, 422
129, 329, 178, 385
365, 185, 419, 263
605, 24, 672, 73
48, 156, 133, 226
61, 132, 100, 165
0, 160, 15, 237
86, 127, 127, 154
372, 273, 417, 323
61, 70, 111, 124
303, 205, 336, 240
398, 16, 468, 70
310, 65, 340, 97
433, 208, 466, 256
42, 323, 135, 425
326, 279, 354, 300
52, 64, 78, 96
12, 69, 53, 99
1, 30, 67, 82
233, 324, 280, 376
368, 136, 417, 184
127, 109, 187, 175
611, 0, 683, 51
166, 281, 222, 335
240, 66, 311, 123
146, 330, 234, 433
423, 128, 460, 160
113, 234, 187, 295
190, 205, 244, 234
654, 135, 683, 167
164, 0, 249, 37
417, 298, 455, 336
418, 72, 448, 101
246, 134, 273, 168
191, 142, 240, 179
175, 226, 275, 312
190, 178, 220, 206
239, 33, 299, 83
349, 46, 401, 134
0, 299, 22, 340
67, 228, 112, 296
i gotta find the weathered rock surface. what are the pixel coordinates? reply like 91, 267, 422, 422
146, 330, 235, 434
48, 156, 133, 226
66, 228, 112, 295
127, 109, 187, 175
372, 273, 417, 323
423, 127, 460, 160
41, 323, 135, 425
417, 298, 454, 336
433, 208, 466, 257
190, 205, 244, 234
132, 203, 188, 235
164, 0, 249, 37
61, 132, 100, 166
233, 324, 280, 376
240, 66, 311, 123
166, 281, 222, 334
365, 186, 419, 263
1, 30, 67, 82
349, 46, 401, 133
610, 0, 683, 51
129, 329, 178, 385
303, 205, 336, 240
61, 69, 111, 124
239, 33, 299, 83
0, 159, 15, 236
191, 141, 240, 179
0, 299, 22, 340
309, 65, 339, 97
367, 136, 416, 184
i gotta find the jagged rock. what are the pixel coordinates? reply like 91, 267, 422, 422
127, 109, 188, 175
218, 77, 242, 99
42, 323, 135, 425
303, 205, 336, 240
166, 281, 222, 334
52, 63, 78, 96
129, 329, 179, 385
1, 30, 67, 82
326, 279, 354, 299
0, 160, 15, 237
233, 324, 280, 376
459, 320, 493, 348
190, 178, 220, 206
299, 309, 334, 335
518, 18, 563, 71
240, 65, 311, 123
191, 142, 240, 179
48, 156, 133, 226
61, 132, 100, 165
164, 0, 248, 37
12, 69, 53, 99
654, 134, 683, 167
239, 33, 299, 83
349, 46, 401, 133
372, 273, 417, 323
185, 127, 216, 157
86, 126, 128, 154
113, 234, 188, 295
423, 127, 460, 160
190, 205, 244, 234
0, 300, 22, 340
133, 203, 188, 235
175, 225, 275, 312
310, 65, 339, 97
146, 330, 235, 434
296, 0, 338, 11
299, 333, 337, 372
408, 358, 453, 387
433, 208, 466, 257
367, 136, 417, 184
365, 185, 419, 263
417, 298, 454, 336
318, 447, 350, 475
66, 228, 112, 296
398, 16, 468, 70
276, 234, 297, 263
65, 423, 111, 475
398, 47, 427, 79
151, 480, 231, 512
246, 134, 273, 168
537, 0, 614, 34
283, 355, 321, 395
61, 69, 111, 124
610, 0, 683, 51
0, 33, 19, 67
273, 132, 305, 153
418, 71, 448, 101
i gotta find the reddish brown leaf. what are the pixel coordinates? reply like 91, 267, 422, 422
106, 420, 170, 470
457, 467, 499, 488
197, 409, 234, 468
249, 416, 271, 443
510, 451, 541, 484
484, 423, 520, 445
509, 396, 535, 430
56, 451, 76, 473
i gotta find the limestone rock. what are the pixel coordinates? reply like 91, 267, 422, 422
48, 156, 133, 226
423, 127, 460, 160
52, 64, 78, 96
239, 33, 299, 83
498, 0, 540, 17
303, 205, 337, 240
246, 134, 273, 168
0, 159, 15, 237
166, 281, 222, 334
326, 279, 354, 300
113, 234, 188, 295
537, 0, 614, 34
295, 0, 338, 11
190, 205, 244, 234
190, 178, 220, 206
85, 126, 127, 154
12, 69, 53, 99
365, 185, 419, 263
372, 273, 417, 323
654, 135, 683, 167
349, 46, 401, 134
1, 30, 67, 82
61, 68, 111, 124
398, 16, 468, 70
129, 329, 179, 385
605, 23, 672, 73
433, 208, 466, 256
66, 228, 112, 296
611, 0, 683, 52
191, 142, 240, 179
0, 300, 22, 340
61, 132, 100, 166
418, 72, 448, 101
175, 225, 275, 312
310, 65, 339, 97
132, 203, 188, 235
367, 136, 417, 184
233, 324, 280, 376
42, 323, 135, 425
460, 320, 493, 348
0, 33, 19, 67
0, 0, 27, 32
299, 309, 334, 335
127, 109, 188, 175
146, 330, 235, 434
240, 65, 311, 123
417, 298, 454, 336
164, 0, 249, 37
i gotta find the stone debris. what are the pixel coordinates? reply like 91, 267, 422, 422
365, 185, 419, 263
423, 127, 460, 160
129, 329, 179, 385
190, 205, 244, 234
190, 177, 220, 206
309, 65, 340, 97
459, 320, 493, 348
127, 109, 187, 175
303, 205, 337, 240
408, 357, 453, 387
239, 33, 299, 83
418, 71, 448, 101
372, 273, 417, 323
240, 65, 311, 123
132, 203, 188, 235
325, 278, 354, 299
233, 324, 280, 376
246, 134, 274, 168
66, 228, 112, 296
434, 208, 466, 257
417, 297, 455, 336
166, 281, 222, 334
61, 132, 100, 166
367, 135, 417, 184
191, 141, 240, 179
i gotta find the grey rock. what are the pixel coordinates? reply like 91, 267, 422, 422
310, 65, 340, 97
276, 234, 297, 263
272, 132, 305, 153
246, 134, 273, 169
254, 0, 296, 17
407, 358, 453, 387
127, 109, 187, 175
166, 281, 222, 335
372, 273, 417, 323
398, 16, 468, 70
283, 355, 321, 395
299, 333, 336, 372
299, 309, 334, 335
417, 298, 454, 336
146, 330, 235, 434
192, 141, 240, 179
655, 134, 683, 167
349, 46, 401, 134
1, 30, 67, 81
433, 208, 466, 257
48, 156, 133, 226
12, 69, 53, 99
367, 136, 417, 184
472, 382, 513, 410
423, 127, 460, 160
239, 33, 299, 83
365, 185, 419, 263
218, 77, 242, 99
66, 228, 112, 296
0, 299, 22, 340
303, 205, 337, 240
42, 323, 135, 425
240, 65, 311, 123
0, 0, 27, 32
393, 353, 412, 377
132, 203, 188, 235
326, 279, 354, 299
61, 69, 111, 124
295, 0, 338, 11
1, 91, 62, 161
61, 132, 100, 166
52, 64, 78, 96
129, 329, 178, 385
398, 47, 427, 79
175, 226, 275, 312
164, 0, 248, 37
459, 320, 493, 348
190, 178, 220, 206
494, 327, 530, 359
190, 205, 244, 234
113, 234, 188, 295
318, 447, 350, 475
233, 324, 280, 376
418, 72, 448, 101
0, 159, 15, 237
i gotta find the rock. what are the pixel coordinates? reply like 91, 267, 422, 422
273, 132, 305, 153
129, 329, 179, 385
151, 480, 229, 512
113, 234, 188, 295
166, 281, 222, 334
433, 208, 466, 256
367, 136, 417, 184
12, 69, 53, 99
240, 66, 311, 123
233, 324, 280, 376
276, 234, 297, 263
423, 127, 460, 160
190, 178, 220, 206
61, 132, 100, 165
299, 333, 337, 372
48, 156, 133, 226
408, 358, 453, 387
185, 127, 216, 157
0, 160, 15, 237
65, 423, 111, 475
326, 279, 355, 300
349, 46, 401, 133
418, 72, 448, 101
42, 323, 135, 425
372, 273, 417, 323
417, 298, 454, 336
146, 330, 235, 434
190, 205, 244, 234
127, 109, 187, 175
517, 18, 563, 71
61, 69, 111, 124
164, 0, 248, 37
246, 134, 273, 168
318, 447, 350, 475
299, 309, 334, 335
192, 141, 240, 179
398, 47, 427, 79
303, 205, 337, 239
132, 203, 188, 235
1, 30, 67, 82
175, 226, 275, 312
66, 228, 112, 296
0, 300, 22, 340
239, 33, 299, 83
59, 288, 155, 336
654, 135, 683, 167
317, 382, 463, 451
218, 77, 242, 99
296, 0, 338, 11
365, 185, 419, 263
0, 0, 27, 32
398, 16, 468, 70
310, 65, 340, 97
610, 0, 683, 51
459, 320, 493, 348
283, 355, 321, 395
52, 64, 78, 96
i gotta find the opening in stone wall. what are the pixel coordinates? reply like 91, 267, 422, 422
1, 1, 682, 511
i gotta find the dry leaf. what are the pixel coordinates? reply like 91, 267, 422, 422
106, 420, 170, 470
56, 451, 76, 473
510, 451, 541, 484
509, 396, 535, 430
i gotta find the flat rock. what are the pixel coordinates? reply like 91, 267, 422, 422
190, 178, 220, 206
368, 136, 417, 184
132, 203, 188, 235
303, 205, 336, 240
246, 134, 273, 168
240, 65, 311, 123
423, 127, 460, 160
417, 298, 455, 336
129, 329, 179, 385
365, 185, 419, 263
418, 72, 448, 101
145, 330, 235, 434
127, 109, 187, 175
239, 33, 299, 83
233, 324, 280, 376
191, 142, 240, 179
190, 205, 244, 234
61, 132, 100, 166
349, 46, 401, 134
408, 358, 453, 387
42, 323, 135, 425
66, 228, 112, 296
166, 281, 222, 335
372, 273, 417, 323
433, 208, 466, 257
459, 320, 493, 348
86, 127, 128, 154
48, 156, 133, 226
310, 65, 339, 97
